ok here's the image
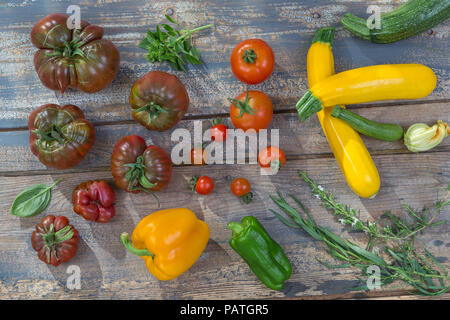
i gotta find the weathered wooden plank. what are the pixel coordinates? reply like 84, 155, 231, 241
0, 102, 448, 173
0, 0, 448, 128
0, 153, 448, 299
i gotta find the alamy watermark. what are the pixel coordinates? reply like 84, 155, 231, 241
366, 265, 381, 290
367, 5, 381, 30
171, 120, 281, 175
66, 265, 81, 290
66, 5, 81, 30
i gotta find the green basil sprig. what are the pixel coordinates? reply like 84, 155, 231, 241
10, 178, 62, 218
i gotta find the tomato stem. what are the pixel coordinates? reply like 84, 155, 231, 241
45, 30, 86, 59
189, 176, 199, 192
135, 102, 168, 124
124, 156, 157, 191
42, 224, 74, 263
240, 192, 254, 204
33, 125, 66, 144
242, 48, 257, 63
228, 91, 256, 118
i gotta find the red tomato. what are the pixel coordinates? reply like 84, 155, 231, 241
229, 90, 273, 132
230, 178, 251, 197
191, 176, 214, 195
258, 146, 286, 170
211, 118, 227, 142
230, 39, 274, 85
230, 178, 253, 204
190, 147, 207, 165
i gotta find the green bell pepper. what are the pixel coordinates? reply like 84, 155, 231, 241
227, 216, 292, 290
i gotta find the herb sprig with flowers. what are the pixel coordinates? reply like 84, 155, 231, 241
270, 170, 449, 296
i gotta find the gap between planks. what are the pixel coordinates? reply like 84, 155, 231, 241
0, 98, 448, 133
1, 146, 449, 177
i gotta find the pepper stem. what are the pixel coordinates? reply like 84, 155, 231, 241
120, 232, 154, 258
227, 222, 245, 235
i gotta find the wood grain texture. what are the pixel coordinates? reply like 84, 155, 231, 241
0, 153, 448, 299
0, 0, 449, 300
0, 102, 449, 173
0, 0, 448, 128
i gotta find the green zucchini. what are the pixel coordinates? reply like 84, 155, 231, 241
341, 0, 450, 43
331, 107, 404, 141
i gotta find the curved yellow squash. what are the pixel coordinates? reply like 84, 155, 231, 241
307, 28, 380, 198
312, 63, 437, 107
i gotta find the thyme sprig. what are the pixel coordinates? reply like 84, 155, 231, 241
270, 171, 450, 296
138, 15, 213, 72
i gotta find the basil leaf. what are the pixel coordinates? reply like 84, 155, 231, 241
10, 178, 62, 218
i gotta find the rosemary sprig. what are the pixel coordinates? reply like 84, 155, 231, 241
298, 170, 448, 249
269, 172, 450, 296
138, 15, 213, 72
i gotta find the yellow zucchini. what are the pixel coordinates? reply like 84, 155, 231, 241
307, 28, 380, 198
298, 63, 437, 121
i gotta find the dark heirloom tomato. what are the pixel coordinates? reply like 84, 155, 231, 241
110, 135, 172, 193
72, 180, 115, 223
129, 71, 189, 131
31, 215, 79, 266
28, 104, 95, 170
31, 13, 120, 93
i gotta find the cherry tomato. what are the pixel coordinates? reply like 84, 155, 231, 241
190, 146, 207, 165
258, 146, 286, 170
230, 178, 253, 204
229, 90, 273, 132
230, 39, 274, 85
191, 176, 214, 195
211, 118, 227, 142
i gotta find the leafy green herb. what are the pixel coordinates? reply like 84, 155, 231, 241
270, 171, 450, 296
138, 15, 213, 71
298, 170, 448, 250
10, 179, 62, 218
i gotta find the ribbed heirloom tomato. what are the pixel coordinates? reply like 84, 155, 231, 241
31, 215, 79, 266
110, 135, 172, 193
129, 71, 189, 132
229, 90, 273, 132
230, 39, 274, 84
28, 104, 95, 169
72, 180, 116, 223
31, 13, 120, 93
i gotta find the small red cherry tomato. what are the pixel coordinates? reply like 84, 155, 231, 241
211, 118, 227, 142
190, 176, 214, 195
258, 146, 286, 170
230, 177, 253, 204
72, 180, 116, 223
230, 39, 274, 85
190, 146, 207, 165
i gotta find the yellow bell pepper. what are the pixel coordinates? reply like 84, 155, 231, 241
307, 28, 380, 198
120, 208, 210, 280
